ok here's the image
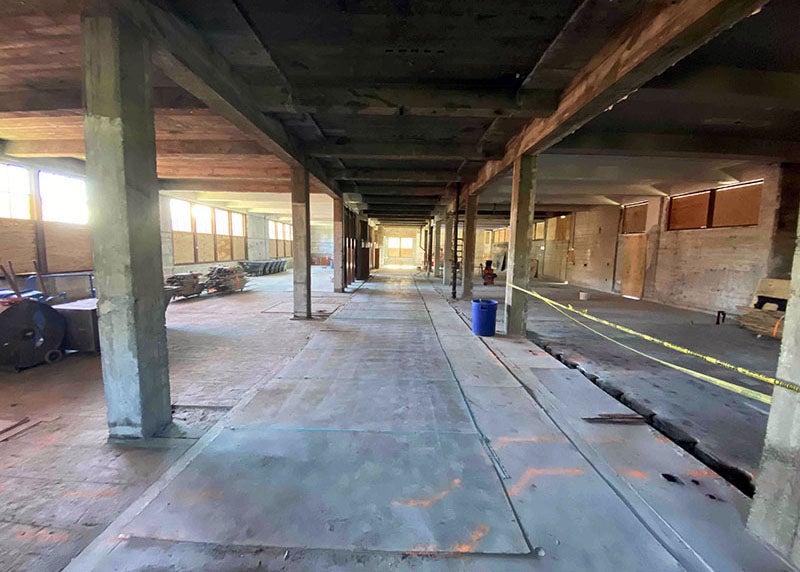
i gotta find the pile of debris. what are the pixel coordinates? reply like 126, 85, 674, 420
737, 278, 788, 339
205, 265, 247, 293
165, 272, 204, 298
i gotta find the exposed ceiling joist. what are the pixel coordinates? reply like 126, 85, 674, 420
306, 141, 495, 161
333, 170, 458, 183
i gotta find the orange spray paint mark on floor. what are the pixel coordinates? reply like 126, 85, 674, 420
13, 526, 71, 544
452, 524, 490, 553
494, 436, 562, 450
624, 470, 649, 479
63, 487, 119, 499
508, 467, 583, 496
688, 468, 718, 479
392, 478, 462, 509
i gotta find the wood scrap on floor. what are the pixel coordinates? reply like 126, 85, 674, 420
165, 272, 205, 298
736, 278, 789, 338
582, 413, 646, 424
0, 416, 30, 439
205, 265, 247, 293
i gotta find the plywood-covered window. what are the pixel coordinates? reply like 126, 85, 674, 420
400, 237, 413, 258
0, 164, 31, 220
668, 191, 711, 230
711, 181, 762, 228
668, 180, 763, 231
622, 203, 647, 234
533, 221, 545, 240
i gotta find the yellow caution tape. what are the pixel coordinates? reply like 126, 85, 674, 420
508, 283, 800, 400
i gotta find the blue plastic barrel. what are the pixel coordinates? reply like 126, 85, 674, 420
472, 299, 498, 337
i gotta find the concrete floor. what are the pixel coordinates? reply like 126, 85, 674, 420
61, 269, 790, 571
0, 266, 344, 572
450, 278, 780, 495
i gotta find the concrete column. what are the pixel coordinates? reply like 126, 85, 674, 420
504, 155, 537, 336
767, 164, 800, 280
83, 10, 170, 438
333, 197, 345, 292
291, 166, 311, 318
749, 163, 800, 564
426, 220, 434, 277
461, 194, 478, 299
433, 218, 442, 277
443, 213, 454, 285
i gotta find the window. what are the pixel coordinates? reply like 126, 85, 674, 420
668, 181, 763, 231
712, 181, 762, 228
621, 203, 647, 234
215, 209, 230, 235
193, 204, 213, 234
231, 212, 245, 237
288, 224, 293, 240
268, 220, 277, 239
387, 237, 401, 257
277, 222, 285, 240
0, 164, 31, 219
668, 191, 711, 230
39, 171, 88, 224
170, 199, 192, 232
400, 237, 413, 258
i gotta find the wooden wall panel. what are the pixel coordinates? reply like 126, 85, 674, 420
268, 239, 278, 258
712, 183, 762, 228
232, 237, 246, 260
669, 192, 710, 230
622, 204, 647, 234
173, 231, 195, 264
216, 235, 232, 261
0, 218, 37, 273
44, 222, 93, 272
196, 233, 215, 263
620, 233, 647, 299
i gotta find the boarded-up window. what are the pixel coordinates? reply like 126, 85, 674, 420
400, 237, 413, 257
622, 203, 647, 234
533, 222, 545, 240
712, 182, 761, 228
668, 191, 710, 230
388, 237, 401, 257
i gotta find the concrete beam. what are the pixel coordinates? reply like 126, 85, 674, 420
333, 169, 459, 183
291, 166, 312, 319
504, 155, 537, 336
83, 10, 170, 438
307, 141, 495, 161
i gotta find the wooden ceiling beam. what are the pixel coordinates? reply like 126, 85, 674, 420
306, 141, 494, 161
464, 0, 771, 199
158, 178, 292, 193
4, 138, 269, 158
333, 169, 459, 183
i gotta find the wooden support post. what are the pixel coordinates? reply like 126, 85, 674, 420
291, 166, 311, 318
83, 9, 170, 438
333, 197, 345, 292
451, 193, 460, 300
504, 155, 537, 336
461, 194, 478, 300
443, 213, 454, 285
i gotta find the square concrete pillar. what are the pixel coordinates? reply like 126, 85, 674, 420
433, 218, 442, 278
749, 163, 800, 564
504, 155, 537, 337
461, 194, 478, 300
426, 220, 434, 277
83, 10, 170, 438
333, 197, 345, 292
443, 213, 454, 285
291, 166, 311, 318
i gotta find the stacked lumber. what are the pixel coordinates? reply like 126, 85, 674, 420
165, 272, 204, 298
205, 265, 247, 293
737, 307, 784, 338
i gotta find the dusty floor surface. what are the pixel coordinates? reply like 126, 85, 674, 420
0, 266, 345, 572
63, 269, 790, 571
450, 278, 779, 494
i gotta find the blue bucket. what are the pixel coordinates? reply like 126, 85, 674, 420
472, 299, 498, 337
